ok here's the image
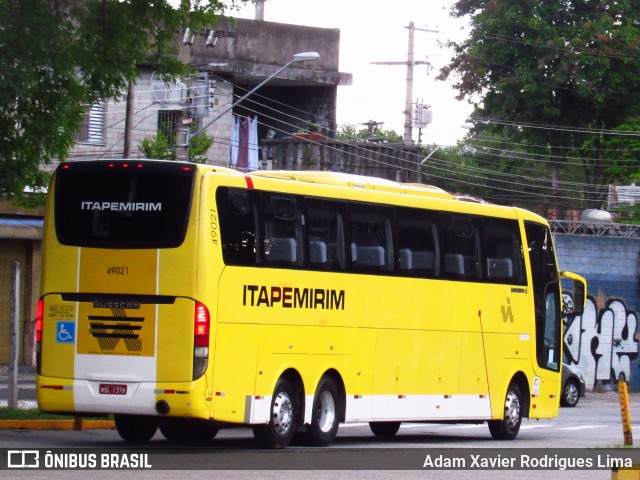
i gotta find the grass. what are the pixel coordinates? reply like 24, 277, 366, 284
0, 408, 111, 421
0, 408, 74, 420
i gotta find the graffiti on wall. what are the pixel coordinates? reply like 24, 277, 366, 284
563, 294, 639, 391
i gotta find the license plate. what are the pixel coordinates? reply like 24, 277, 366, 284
99, 384, 127, 395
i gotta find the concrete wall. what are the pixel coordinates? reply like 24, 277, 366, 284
554, 234, 640, 392
191, 18, 346, 82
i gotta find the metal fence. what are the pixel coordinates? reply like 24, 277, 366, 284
0, 262, 38, 409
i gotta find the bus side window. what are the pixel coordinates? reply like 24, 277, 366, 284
442, 214, 481, 281
262, 194, 303, 267
482, 218, 526, 285
397, 207, 439, 278
305, 199, 347, 271
216, 187, 258, 266
348, 204, 394, 273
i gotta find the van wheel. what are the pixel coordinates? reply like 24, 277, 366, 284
253, 378, 299, 449
302, 376, 340, 446
560, 379, 580, 408
488, 382, 522, 440
114, 414, 158, 443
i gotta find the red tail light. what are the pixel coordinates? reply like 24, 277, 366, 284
193, 302, 210, 380
35, 298, 44, 374
194, 302, 210, 347
35, 299, 44, 343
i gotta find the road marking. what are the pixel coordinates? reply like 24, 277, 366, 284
560, 425, 606, 431
519, 424, 553, 430
439, 424, 486, 430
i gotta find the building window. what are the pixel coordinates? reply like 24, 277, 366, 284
158, 110, 180, 149
74, 102, 105, 144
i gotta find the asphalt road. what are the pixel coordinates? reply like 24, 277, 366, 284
1, 391, 638, 479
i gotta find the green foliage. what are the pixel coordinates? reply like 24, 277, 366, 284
189, 131, 215, 164
441, 0, 640, 211
611, 204, 640, 224
0, 408, 74, 420
336, 124, 403, 143
138, 130, 214, 164
0, 408, 111, 420
139, 133, 174, 161
0, 0, 243, 205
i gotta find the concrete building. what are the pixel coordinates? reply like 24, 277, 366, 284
68, 17, 352, 166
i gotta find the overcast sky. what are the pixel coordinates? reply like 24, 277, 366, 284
231, 0, 473, 145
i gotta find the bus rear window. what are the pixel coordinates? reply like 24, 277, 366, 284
54, 161, 194, 248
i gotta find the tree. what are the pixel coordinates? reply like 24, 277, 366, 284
0, 0, 244, 203
139, 129, 214, 163
439, 0, 640, 212
336, 124, 403, 143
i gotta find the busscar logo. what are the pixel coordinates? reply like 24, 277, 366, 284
89, 307, 144, 352
93, 301, 140, 310
8, 450, 39, 468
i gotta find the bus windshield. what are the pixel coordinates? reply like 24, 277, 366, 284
54, 161, 194, 249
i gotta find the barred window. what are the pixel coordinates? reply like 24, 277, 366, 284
158, 109, 179, 149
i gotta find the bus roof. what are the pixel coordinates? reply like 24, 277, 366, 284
249, 170, 457, 200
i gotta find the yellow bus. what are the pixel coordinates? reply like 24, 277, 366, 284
36, 159, 586, 448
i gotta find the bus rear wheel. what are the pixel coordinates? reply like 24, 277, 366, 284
302, 376, 340, 446
253, 378, 299, 449
488, 382, 523, 440
369, 421, 401, 438
114, 414, 158, 443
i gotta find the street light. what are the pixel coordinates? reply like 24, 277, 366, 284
180, 51, 320, 160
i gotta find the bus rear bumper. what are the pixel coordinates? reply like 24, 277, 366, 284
37, 376, 211, 419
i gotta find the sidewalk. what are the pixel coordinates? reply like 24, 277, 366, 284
0, 364, 114, 430
0, 364, 37, 409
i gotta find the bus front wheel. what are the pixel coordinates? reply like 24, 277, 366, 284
114, 414, 158, 443
253, 378, 299, 449
488, 382, 523, 440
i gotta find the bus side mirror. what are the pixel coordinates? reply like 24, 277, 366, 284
560, 271, 587, 317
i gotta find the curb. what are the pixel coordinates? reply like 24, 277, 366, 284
0, 419, 114, 430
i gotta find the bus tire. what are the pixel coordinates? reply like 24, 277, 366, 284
303, 376, 340, 446
369, 421, 401, 438
159, 418, 218, 443
488, 382, 523, 440
114, 414, 158, 443
253, 377, 299, 449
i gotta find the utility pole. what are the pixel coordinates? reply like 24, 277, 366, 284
361, 120, 384, 140
123, 79, 135, 158
372, 22, 438, 145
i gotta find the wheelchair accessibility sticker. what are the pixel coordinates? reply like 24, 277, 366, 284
56, 321, 75, 343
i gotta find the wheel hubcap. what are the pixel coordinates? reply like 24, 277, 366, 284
566, 384, 578, 404
272, 391, 293, 435
504, 390, 521, 429
317, 390, 336, 433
